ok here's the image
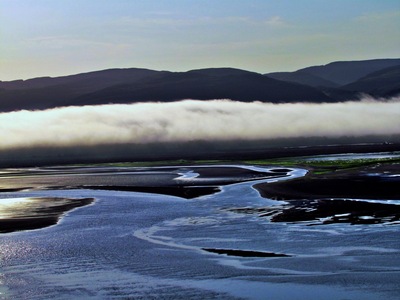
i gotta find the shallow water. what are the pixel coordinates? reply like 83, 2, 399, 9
302, 151, 400, 161
0, 164, 399, 299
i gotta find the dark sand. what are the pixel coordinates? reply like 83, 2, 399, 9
255, 163, 400, 200
228, 199, 400, 225
248, 162, 400, 225
202, 248, 291, 257
82, 185, 221, 199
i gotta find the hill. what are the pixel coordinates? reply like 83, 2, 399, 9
0, 68, 159, 91
0, 68, 160, 111
342, 65, 400, 97
264, 58, 400, 100
265, 71, 339, 88
0, 68, 332, 112
265, 58, 400, 87
73, 68, 332, 106
298, 58, 400, 85
1, 59, 399, 112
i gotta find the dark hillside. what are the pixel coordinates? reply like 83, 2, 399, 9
0, 68, 333, 112
0, 68, 162, 112
342, 65, 400, 97
72, 70, 333, 106
0, 68, 159, 91
265, 71, 338, 88
2, 59, 398, 112
298, 58, 400, 85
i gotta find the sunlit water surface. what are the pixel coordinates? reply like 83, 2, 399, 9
0, 163, 399, 299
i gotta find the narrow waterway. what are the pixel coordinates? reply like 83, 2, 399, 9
0, 164, 399, 299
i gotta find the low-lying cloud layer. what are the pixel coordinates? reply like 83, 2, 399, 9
1, 98, 399, 150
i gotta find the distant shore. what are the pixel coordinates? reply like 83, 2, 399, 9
1, 141, 399, 168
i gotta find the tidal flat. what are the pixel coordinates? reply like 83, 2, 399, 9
0, 152, 399, 299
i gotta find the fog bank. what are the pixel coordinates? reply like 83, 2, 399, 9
1, 97, 399, 150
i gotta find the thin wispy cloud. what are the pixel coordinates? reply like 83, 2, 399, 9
264, 16, 286, 27
355, 11, 400, 22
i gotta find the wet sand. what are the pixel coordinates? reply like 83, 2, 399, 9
1, 152, 399, 233
0, 165, 288, 233
228, 199, 400, 225
82, 185, 221, 199
249, 162, 400, 225
0, 165, 285, 198
0, 197, 94, 233
255, 163, 400, 201
202, 248, 291, 257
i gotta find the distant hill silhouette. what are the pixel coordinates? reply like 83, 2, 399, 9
297, 58, 400, 85
265, 71, 339, 88
0, 68, 161, 111
0, 67, 332, 112
342, 65, 400, 97
264, 58, 400, 99
265, 59, 400, 87
73, 68, 332, 107
0, 68, 159, 90
1, 59, 399, 112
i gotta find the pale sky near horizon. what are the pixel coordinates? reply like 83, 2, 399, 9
0, 0, 399, 81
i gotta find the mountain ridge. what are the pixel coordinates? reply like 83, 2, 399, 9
0, 67, 332, 112
342, 65, 400, 97
1, 58, 399, 112
265, 58, 400, 88
297, 58, 400, 85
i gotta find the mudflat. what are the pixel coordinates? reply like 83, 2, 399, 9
249, 162, 400, 225
255, 163, 400, 200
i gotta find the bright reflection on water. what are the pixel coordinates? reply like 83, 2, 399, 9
303, 151, 400, 161
0, 198, 32, 218
0, 164, 399, 299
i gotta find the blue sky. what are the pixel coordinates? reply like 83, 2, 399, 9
0, 0, 399, 80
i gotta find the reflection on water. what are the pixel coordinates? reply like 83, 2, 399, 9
0, 198, 32, 218
0, 197, 94, 233
303, 151, 400, 161
0, 163, 399, 299
0, 274, 8, 299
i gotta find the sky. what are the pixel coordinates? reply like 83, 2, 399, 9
0, 0, 399, 80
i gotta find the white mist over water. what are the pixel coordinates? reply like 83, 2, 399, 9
0, 97, 399, 150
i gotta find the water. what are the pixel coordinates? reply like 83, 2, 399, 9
302, 151, 400, 161
0, 165, 399, 299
